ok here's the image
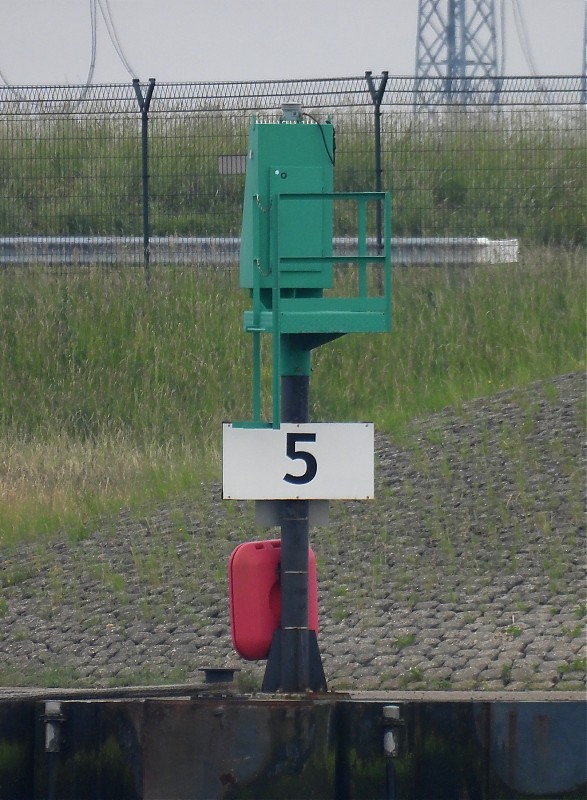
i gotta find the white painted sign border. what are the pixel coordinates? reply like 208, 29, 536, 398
222, 422, 374, 500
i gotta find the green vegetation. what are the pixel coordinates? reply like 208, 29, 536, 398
557, 659, 587, 676
379, 111, 586, 246
392, 633, 417, 650
399, 666, 424, 687
500, 662, 513, 686
312, 245, 585, 429
0, 244, 583, 545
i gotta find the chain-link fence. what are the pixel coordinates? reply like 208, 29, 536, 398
0, 75, 584, 267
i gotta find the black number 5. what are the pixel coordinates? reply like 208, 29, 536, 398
284, 433, 317, 484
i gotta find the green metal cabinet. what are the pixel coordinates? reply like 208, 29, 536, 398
240, 121, 334, 292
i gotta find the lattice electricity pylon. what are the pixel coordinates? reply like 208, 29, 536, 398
582, 0, 587, 105
414, 0, 500, 106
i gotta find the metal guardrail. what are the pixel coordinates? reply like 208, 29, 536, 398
0, 236, 519, 266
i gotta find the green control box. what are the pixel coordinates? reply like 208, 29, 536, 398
240, 120, 334, 292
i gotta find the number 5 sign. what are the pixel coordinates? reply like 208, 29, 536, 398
222, 423, 374, 500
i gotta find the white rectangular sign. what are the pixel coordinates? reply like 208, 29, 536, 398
222, 422, 374, 500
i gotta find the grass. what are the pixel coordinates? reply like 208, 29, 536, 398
393, 633, 417, 650
0, 663, 84, 688
382, 111, 586, 246
312, 245, 585, 428
0, 245, 584, 546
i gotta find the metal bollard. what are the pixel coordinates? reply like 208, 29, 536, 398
383, 705, 402, 800
43, 700, 64, 753
43, 700, 65, 800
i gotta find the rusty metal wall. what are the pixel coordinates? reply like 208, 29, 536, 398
1, 693, 585, 799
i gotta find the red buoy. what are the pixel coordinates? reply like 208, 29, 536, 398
228, 539, 318, 661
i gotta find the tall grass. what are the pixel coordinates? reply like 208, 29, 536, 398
0, 266, 249, 442
312, 246, 585, 427
378, 110, 586, 245
0, 246, 584, 545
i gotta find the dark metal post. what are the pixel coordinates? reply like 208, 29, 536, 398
366, 71, 388, 255
280, 375, 311, 691
43, 700, 64, 800
383, 704, 403, 800
133, 78, 155, 286
262, 368, 326, 693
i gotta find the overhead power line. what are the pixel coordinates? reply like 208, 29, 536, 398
96, 0, 137, 79
511, 0, 539, 76
0, 66, 11, 87
85, 0, 97, 88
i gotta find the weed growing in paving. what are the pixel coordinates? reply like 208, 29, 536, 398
557, 660, 587, 678
393, 633, 417, 650
0, 664, 86, 688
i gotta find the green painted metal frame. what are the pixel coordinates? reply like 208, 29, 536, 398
244, 190, 391, 428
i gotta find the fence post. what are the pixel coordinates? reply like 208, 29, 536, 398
366, 71, 388, 254
133, 78, 156, 285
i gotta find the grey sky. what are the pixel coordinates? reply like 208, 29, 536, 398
0, 0, 584, 86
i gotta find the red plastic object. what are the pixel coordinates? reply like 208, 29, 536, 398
228, 538, 319, 661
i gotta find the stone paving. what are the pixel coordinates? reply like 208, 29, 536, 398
0, 372, 585, 693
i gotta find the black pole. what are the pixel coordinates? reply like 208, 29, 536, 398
262, 371, 326, 693
366, 71, 388, 255
280, 375, 311, 692
133, 78, 156, 287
